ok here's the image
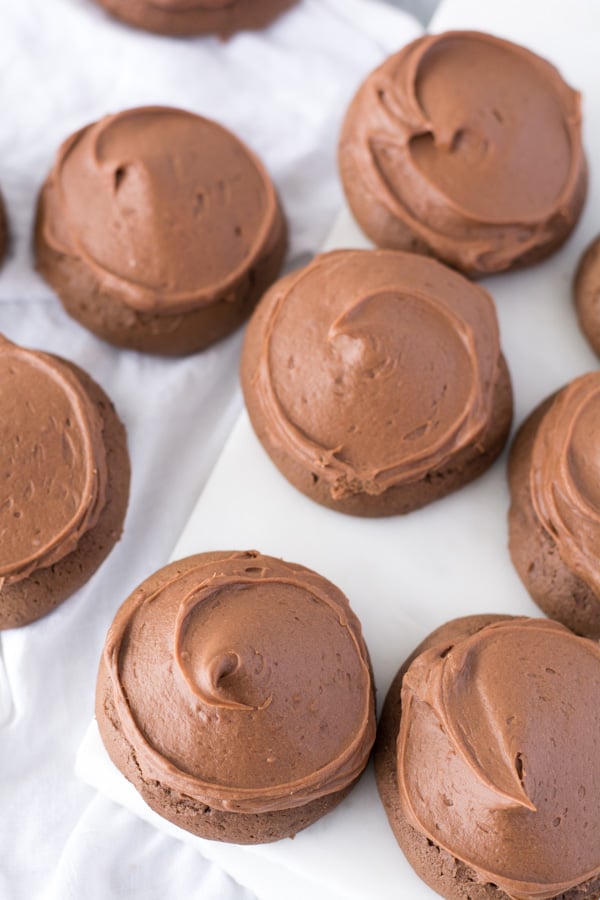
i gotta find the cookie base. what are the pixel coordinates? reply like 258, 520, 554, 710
35, 182, 287, 357
508, 398, 600, 637
97, 658, 358, 843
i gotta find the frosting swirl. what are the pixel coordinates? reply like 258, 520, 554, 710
42, 106, 282, 315
248, 249, 502, 500
0, 336, 107, 587
104, 551, 375, 813
398, 617, 600, 900
530, 373, 600, 596
339, 31, 586, 276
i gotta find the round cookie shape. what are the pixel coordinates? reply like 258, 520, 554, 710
241, 249, 513, 517
0, 335, 130, 629
92, 0, 299, 37
509, 372, 600, 637
574, 234, 600, 356
35, 106, 287, 355
376, 614, 600, 900
339, 31, 587, 277
96, 551, 376, 843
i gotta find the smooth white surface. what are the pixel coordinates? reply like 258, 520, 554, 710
0, 2, 423, 899
77, 4, 600, 896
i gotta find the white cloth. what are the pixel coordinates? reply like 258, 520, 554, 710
0, 1, 423, 899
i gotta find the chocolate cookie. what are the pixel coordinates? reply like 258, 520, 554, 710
92, 0, 299, 38
35, 106, 287, 356
508, 373, 600, 637
339, 31, 587, 277
241, 249, 513, 517
0, 336, 130, 629
574, 235, 600, 356
376, 615, 600, 900
96, 551, 376, 843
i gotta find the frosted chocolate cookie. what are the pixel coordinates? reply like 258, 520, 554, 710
509, 373, 600, 637
376, 614, 600, 900
35, 106, 287, 355
92, 0, 299, 37
574, 235, 600, 356
241, 249, 513, 517
0, 336, 130, 629
339, 31, 586, 277
96, 551, 376, 843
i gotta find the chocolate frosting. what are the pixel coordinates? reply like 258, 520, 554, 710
530, 373, 600, 596
398, 617, 600, 900
339, 31, 586, 276
250, 249, 501, 500
42, 106, 282, 315
104, 551, 375, 813
0, 336, 107, 588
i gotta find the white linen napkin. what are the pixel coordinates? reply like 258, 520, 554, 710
0, 2, 422, 899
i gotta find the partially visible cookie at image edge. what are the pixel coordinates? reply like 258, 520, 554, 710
376, 614, 600, 900
574, 234, 600, 357
508, 372, 600, 637
0, 335, 130, 629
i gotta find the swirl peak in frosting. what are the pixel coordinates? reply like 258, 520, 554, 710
248, 249, 502, 501
43, 106, 281, 315
398, 617, 600, 900
104, 551, 375, 814
339, 31, 587, 276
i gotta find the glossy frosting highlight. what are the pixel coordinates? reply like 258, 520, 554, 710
43, 106, 282, 315
0, 336, 107, 586
339, 31, 586, 276
251, 249, 501, 500
398, 618, 600, 900
530, 373, 600, 596
104, 551, 375, 814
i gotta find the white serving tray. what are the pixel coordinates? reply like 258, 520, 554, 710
77, 1, 600, 897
